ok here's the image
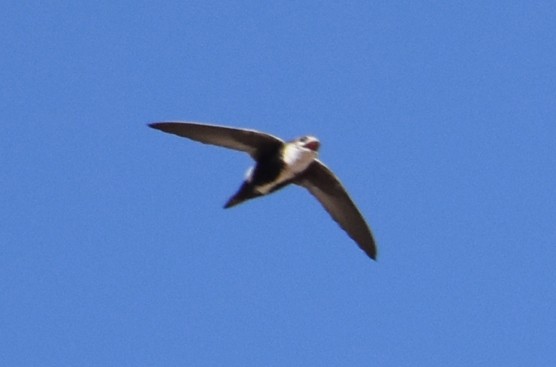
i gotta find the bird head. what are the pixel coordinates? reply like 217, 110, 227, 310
295, 136, 320, 152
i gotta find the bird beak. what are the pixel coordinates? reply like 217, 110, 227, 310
304, 138, 320, 151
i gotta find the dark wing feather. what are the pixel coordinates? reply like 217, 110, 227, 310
296, 160, 377, 260
149, 122, 284, 160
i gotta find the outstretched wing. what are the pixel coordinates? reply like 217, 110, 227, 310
296, 160, 377, 260
149, 122, 284, 160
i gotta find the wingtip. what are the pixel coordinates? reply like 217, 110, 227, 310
368, 245, 378, 261
364, 245, 378, 261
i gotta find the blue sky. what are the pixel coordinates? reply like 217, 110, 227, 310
2, 1, 555, 366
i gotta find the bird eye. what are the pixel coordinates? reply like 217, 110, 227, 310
299, 137, 307, 142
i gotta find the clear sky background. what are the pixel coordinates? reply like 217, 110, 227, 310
2, 1, 555, 366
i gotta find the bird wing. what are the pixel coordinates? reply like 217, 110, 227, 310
149, 122, 284, 160
295, 160, 377, 260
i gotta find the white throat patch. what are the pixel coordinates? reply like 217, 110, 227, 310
282, 143, 318, 173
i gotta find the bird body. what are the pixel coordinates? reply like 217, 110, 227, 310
149, 122, 377, 260
224, 135, 319, 208
252, 138, 318, 193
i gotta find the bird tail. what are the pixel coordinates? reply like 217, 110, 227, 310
223, 181, 261, 209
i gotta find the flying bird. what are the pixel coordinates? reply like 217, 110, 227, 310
149, 122, 377, 260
